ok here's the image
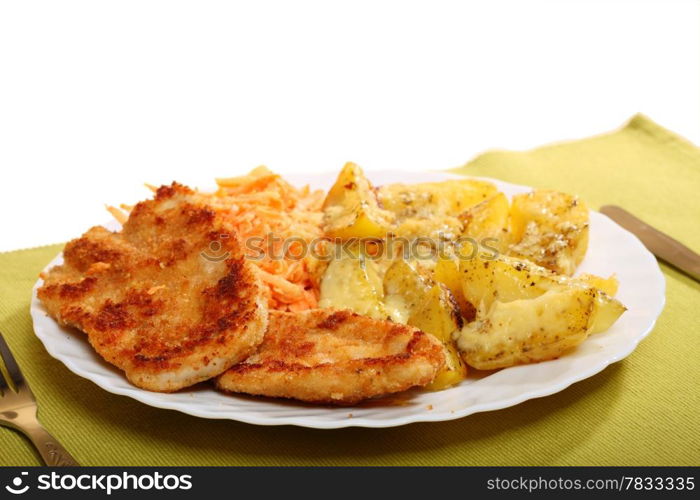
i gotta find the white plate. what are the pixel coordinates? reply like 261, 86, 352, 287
30, 171, 665, 429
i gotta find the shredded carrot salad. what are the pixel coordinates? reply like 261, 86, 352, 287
207, 167, 326, 311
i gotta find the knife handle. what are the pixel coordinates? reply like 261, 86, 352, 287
600, 205, 700, 283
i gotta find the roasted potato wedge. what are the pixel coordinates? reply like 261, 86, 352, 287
377, 179, 498, 239
576, 273, 619, 296
409, 285, 467, 390
392, 216, 464, 240
508, 190, 589, 275
460, 253, 551, 313
318, 246, 387, 320
456, 252, 626, 368
408, 284, 463, 343
383, 261, 466, 389
434, 253, 461, 301
433, 251, 475, 321
456, 287, 596, 370
378, 179, 498, 216
322, 162, 395, 239
460, 252, 625, 333
587, 291, 626, 334
574, 273, 623, 333
383, 259, 431, 324
425, 344, 468, 391
460, 192, 510, 248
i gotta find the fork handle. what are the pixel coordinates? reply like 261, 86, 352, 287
21, 422, 80, 466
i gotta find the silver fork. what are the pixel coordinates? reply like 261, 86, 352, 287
0, 333, 79, 466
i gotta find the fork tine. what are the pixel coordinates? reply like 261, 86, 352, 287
0, 333, 30, 394
0, 361, 10, 395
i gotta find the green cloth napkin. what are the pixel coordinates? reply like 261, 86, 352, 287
1, 114, 698, 466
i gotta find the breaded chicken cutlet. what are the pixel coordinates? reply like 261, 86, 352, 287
216, 309, 445, 405
38, 183, 268, 392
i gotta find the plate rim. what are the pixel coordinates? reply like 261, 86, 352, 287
30, 171, 666, 428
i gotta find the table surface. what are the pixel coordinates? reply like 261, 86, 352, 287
1, 0, 699, 252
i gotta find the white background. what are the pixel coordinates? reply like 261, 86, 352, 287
1, 0, 698, 252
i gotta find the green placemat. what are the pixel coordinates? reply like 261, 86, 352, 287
1, 115, 698, 466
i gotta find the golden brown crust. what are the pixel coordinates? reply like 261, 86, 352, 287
216, 309, 445, 405
38, 183, 268, 392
